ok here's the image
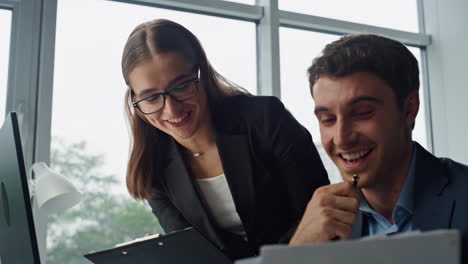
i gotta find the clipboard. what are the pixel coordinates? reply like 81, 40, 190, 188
84, 227, 232, 264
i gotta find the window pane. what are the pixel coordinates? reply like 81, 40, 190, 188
408, 48, 428, 149
279, 0, 419, 33
0, 9, 11, 125
279, 28, 342, 183
49, 0, 256, 263
280, 29, 429, 184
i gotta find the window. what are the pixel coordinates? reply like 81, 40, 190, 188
279, 0, 419, 32
0, 9, 11, 125
48, 0, 256, 263
279, 28, 341, 183
280, 28, 428, 184
408, 48, 428, 148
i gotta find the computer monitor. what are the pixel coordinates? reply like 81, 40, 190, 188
0, 112, 41, 263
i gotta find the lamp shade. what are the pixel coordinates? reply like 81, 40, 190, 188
31, 162, 82, 215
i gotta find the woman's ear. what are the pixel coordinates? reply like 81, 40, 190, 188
404, 90, 420, 129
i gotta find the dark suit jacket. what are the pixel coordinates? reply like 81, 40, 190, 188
147, 95, 329, 260
350, 142, 468, 263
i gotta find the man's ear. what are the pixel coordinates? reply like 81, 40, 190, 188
404, 91, 420, 129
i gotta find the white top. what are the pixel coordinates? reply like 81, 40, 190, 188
194, 174, 247, 237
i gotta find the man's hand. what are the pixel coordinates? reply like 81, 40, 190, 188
289, 181, 361, 246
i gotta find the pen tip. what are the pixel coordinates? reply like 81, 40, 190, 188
352, 174, 359, 186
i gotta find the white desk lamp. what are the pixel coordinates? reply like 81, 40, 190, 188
30, 162, 82, 214
30, 161, 82, 264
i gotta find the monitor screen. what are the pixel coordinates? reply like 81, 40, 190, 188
0, 112, 41, 263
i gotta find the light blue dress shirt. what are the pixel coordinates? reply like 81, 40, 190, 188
359, 145, 417, 235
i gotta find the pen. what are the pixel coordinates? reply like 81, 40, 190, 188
331, 174, 361, 241
352, 174, 366, 201
352, 174, 360, 187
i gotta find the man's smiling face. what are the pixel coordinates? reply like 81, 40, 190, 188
313, 71, 417, 189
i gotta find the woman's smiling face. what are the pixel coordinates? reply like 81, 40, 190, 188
129, 52, 210, 142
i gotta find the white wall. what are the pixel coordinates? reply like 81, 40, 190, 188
423, 0, 468, 164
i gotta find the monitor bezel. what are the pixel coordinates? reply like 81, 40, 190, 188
0, 111, 41, 263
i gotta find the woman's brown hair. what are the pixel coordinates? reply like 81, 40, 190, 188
122, 19, 249, 200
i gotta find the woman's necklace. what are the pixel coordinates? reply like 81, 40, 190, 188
184, 148, 203, 157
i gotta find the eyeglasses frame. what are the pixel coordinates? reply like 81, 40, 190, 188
132, 69, 200, 115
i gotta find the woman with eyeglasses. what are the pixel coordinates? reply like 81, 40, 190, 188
121, 19, 328, 260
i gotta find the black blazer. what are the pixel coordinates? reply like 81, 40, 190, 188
350, 142, 468, 263
148, 95, 329, 259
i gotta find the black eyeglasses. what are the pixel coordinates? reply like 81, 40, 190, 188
132, 69, 200, 115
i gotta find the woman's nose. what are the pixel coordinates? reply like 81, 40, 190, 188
161, 95, 182, 115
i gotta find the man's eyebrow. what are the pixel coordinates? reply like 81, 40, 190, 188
348, 96, 384, 106
314, 106, 329, 116
136, 72, 193, 98
314, 96, 383, 115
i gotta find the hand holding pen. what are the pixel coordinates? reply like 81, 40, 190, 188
289, 174, 361, 246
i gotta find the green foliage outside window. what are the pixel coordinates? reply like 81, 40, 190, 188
47, 138, 164, 264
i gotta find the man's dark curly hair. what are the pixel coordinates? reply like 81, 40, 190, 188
308, 34, 419, 109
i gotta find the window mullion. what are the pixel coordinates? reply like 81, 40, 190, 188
256, 0, 281, 97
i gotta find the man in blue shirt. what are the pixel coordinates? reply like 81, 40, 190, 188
289, 34, 468, 262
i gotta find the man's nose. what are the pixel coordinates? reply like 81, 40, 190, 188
333, 118, 358, 147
